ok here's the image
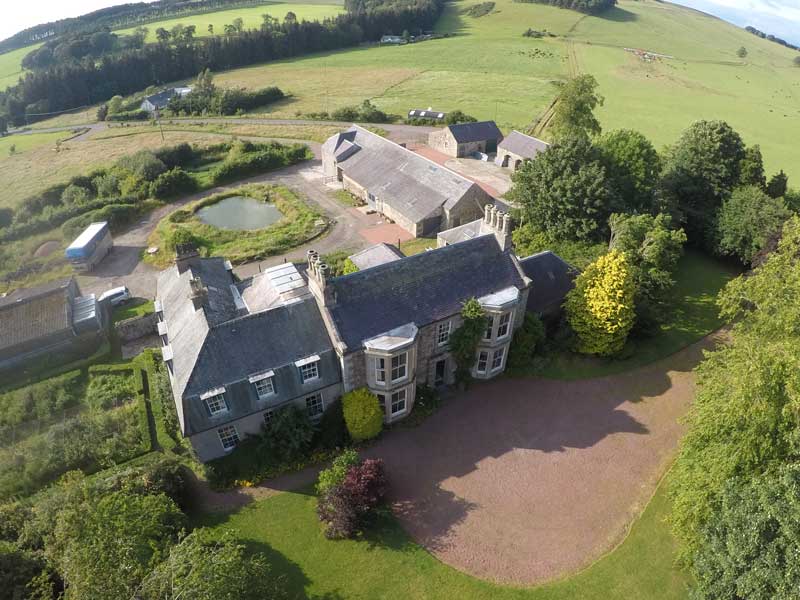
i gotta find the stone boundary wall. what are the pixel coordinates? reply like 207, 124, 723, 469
115, 313, 157, 342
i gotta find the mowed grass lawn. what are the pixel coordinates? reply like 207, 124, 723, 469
0, 131, 74, 156
538, 250, 738, 380
114, 0, 345, 42
0, 43, 41, 89
199, 477, 689, 599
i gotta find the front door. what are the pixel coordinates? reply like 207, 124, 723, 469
434, 359, 447, 387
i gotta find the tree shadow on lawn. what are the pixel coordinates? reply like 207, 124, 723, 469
596, 6, 638, 23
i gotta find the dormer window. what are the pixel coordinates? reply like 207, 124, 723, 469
391, 353, 407, 382
295, 355, 321, 383
202, 389, 228, 416
497, 312, 512, 338
249, 371, 275, 398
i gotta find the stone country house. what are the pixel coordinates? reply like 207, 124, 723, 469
427, 121, 504, 158
322, 126, 493, 237
156, 209, 576, 462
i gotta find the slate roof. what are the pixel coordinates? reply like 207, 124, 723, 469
325, 126, 484, 223
436, 219, 493, 246
498, 130, 550, 159
143, 89, 176, 109
184, 300, 333, 398
447, 121, 503, 144
348, 243, 404, 271
518, 251, 578, 314
0, 278, 74, 352
327, 235, 528, 349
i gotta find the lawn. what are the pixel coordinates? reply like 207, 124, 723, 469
537, 250, 738, 380
400, 236, 437, 255
114, 0, 345, 42
199, 475, 689, 599
112, 298, 155, 324
0, 131, 77, 157
0, 43, 41, 89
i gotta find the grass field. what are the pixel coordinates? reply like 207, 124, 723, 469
199, 475, 689, 599
0, 43, 40, 89
114, 0, 344, 42
0, 131, 75, 157
537, 251, 738, 380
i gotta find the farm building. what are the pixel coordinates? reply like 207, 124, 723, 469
322, 126, 493, 236
380, 35, 406, 45
495, 130, 550, 170
141, 87, 192, 113
65, 221, 113, 272
0, 278, 105, 376
427, 121, 504, 158
156, 208, 575, 461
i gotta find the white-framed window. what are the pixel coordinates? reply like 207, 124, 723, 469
375, 357, 386, 384
205, 393, 228, 416
300, 361, 319, 383
436, 320, 451, 346
218, 425, 239, 450
254, 377, 275, 398
390, 389, 407, 416
497, 312, 512, 339
476, 351, 489, 374
484, 315, 494, 340
491, 347, 505, 371
391, 352, 407, 382
306, 393, 324, 419
263, 410, 274, 427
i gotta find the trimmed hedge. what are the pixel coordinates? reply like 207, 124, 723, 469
342, 388, 383, 442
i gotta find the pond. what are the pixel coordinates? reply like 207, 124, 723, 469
196, 196, 283, 230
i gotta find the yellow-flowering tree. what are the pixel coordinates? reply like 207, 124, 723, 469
565, 249, 636, 356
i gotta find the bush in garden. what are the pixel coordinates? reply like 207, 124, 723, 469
148, 167, 197, 199
116, 150, 167, 182
153, 143, 196, 169
341, 388, 383, 442
507, 312, 546, 369
565, 249, 636, 356
317, 458, 388, 539
265, 406, 315, 461
316, 449, 360, 496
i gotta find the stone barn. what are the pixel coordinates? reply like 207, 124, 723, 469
495, 130, 550, 170
427, 121, 504, 158
322, 126, 493, 237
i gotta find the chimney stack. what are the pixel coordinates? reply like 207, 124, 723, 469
188, 276, 208, 310
484, 204, 492, 225
305, 250, 336, 306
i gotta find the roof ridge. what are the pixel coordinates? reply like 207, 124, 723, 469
350, 124, 476, 187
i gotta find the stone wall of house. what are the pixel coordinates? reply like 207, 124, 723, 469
495, 149, 525, 170
115, 313, 157, 343
428, 129, 458, 157
445, 186, 493, 230
189, 381, 342, 462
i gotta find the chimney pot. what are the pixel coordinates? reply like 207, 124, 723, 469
484, 204, 492, 224
503, 213, 511, 234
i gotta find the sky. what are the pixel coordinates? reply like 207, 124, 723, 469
1, 0, 799, 45
661, 0, 800, 45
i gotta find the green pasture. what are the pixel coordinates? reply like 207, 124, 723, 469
200, 476, 689, 599
0, 131, 73, 156
113, 0, 344, 41
0, 43, 40, 89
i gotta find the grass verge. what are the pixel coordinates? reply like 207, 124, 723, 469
112, 298, 155, 323
198, 472, 689, 599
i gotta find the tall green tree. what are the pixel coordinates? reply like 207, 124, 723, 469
140, 530, 287, 600
670, 215, 800, 564
608, 212, 686, 331
660, 120, 746, 246
715, 185, 791, 265
691, 465, 800, 600
597, 129, 661, 213
549, 74, 604, 139
53, 490, 185, 599
738, 143, 766, 188
511, 134, 613, 241
766, 169, 789, 199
